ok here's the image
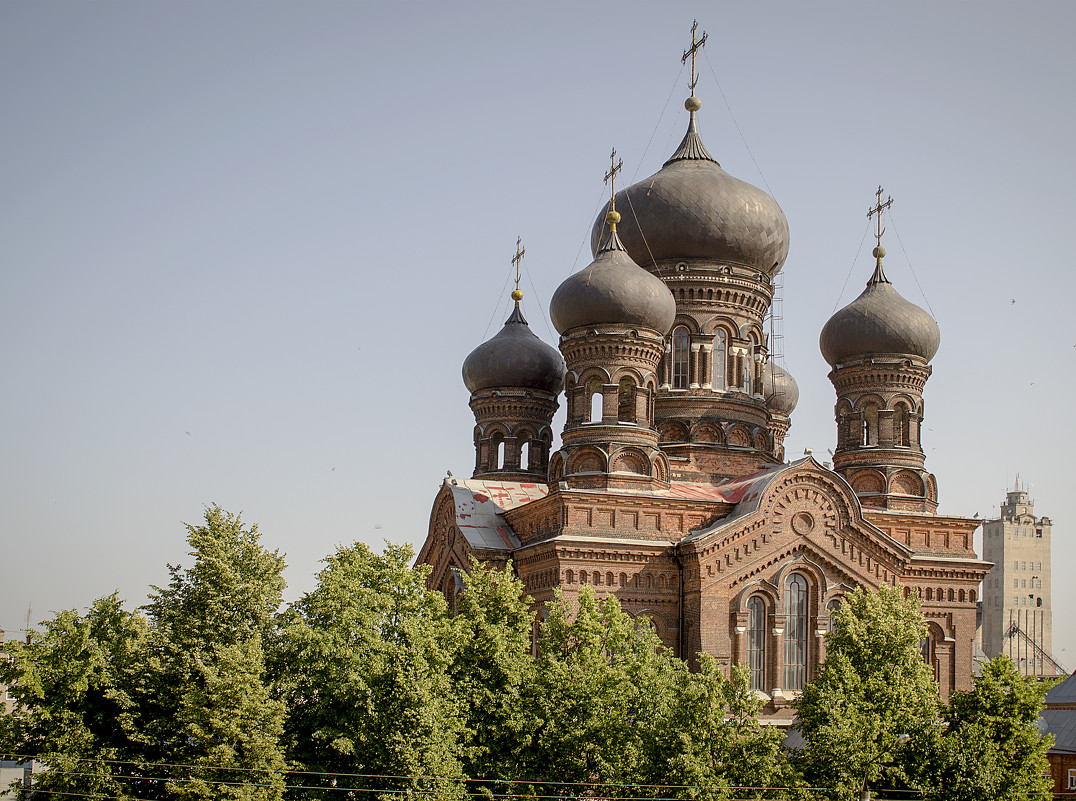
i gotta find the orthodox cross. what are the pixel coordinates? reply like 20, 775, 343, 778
511, 237, 525, 302
682, 19, 708, 96
867, 185, 894, 247
604, 148, 623, 208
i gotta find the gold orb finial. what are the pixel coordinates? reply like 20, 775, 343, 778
685, 95, 702, 112
605, 210, 622, 227
872, 245, 886, 260
511, 288, 524, 302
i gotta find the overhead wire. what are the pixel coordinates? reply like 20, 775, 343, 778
886, 210, 938, 319
832, 218, 873, 313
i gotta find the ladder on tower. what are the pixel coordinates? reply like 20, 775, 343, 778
1005, 621, 1066, 676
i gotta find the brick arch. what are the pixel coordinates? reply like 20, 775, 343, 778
850, 469, 887, 495
890, 470, 924, 496
609, 366, 647, 385
726, 423, 752, 447
691, 421, 723, 444
609, 447, 650, 476
754, 429, 770, 451
853, 394, 886, 412
667, 316, 702, 336
651, 453, 670, 484
731, 580, 780, 614
659, 420, 690, 443
548, 451, 565, 482
566, 447, 608, 475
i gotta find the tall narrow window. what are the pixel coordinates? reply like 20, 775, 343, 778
713, 329, 727, 390
894, 404, 909, 447
672, 327, 690, 389
784, 574, 808, 691
746, 333, 760, 393
618, 377, 635, 422
826, 597, 841, 633
520, 441, 531, 470
863, 404, 879, 446
588, 377, 603, 422
747, 596, 767, 691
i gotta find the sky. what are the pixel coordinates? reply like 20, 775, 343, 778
1, 2, 1073, 665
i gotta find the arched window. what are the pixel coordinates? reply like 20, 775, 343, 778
520, 440, 531, 471
618, 377, 635, 423
894, 403, 910, 447
747, 333, 760, 394
671, 326, 690, 389
713, 329, 728, 390
826, 597, 841, 633
747, 596, 767, 691
490, 432, 505, 470
863, 404, 879, 446
784, 574, 809, 691
587, 377, 603, 422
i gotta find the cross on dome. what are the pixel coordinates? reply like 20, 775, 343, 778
682, 20, 708, 99
511, 237, 525, 304
604, 148, 623, 230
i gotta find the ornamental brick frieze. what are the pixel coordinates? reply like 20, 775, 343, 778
717, 537, 889, 596
830, 369, 930, 396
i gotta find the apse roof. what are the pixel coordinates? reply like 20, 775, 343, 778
443, 479, 544, 551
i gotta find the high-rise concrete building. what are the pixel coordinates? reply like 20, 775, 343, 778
981, 481, 1058, 677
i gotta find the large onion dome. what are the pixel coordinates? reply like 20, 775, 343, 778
819, 256, 941, 366
763, 362, 800, 415
462, 305, 566, 393
550, 224, 676, 336
589, 107, 789, 276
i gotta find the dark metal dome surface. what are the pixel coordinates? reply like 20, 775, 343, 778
590, 116, 789, 276
819, 263, 941, 366
763, 362, 800, 415
462, 305, 566, 394
550, 229, 676, 336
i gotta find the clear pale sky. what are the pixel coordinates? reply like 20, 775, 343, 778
2, 2, 1073, 665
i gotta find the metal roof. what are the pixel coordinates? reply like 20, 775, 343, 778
445, 479, 546, 551
1042, 708, 1076, 754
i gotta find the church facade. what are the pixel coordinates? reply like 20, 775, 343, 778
418, 47, 989, 721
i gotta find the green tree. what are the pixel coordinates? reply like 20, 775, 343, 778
794, 585, 940, 800
276, 542, 463, 800
450, 559, 538, 786
524, 585, 682, 796
908, 655, 1052, 801
143, 505, 288, 800
659, 658, 793, 800
0, 594, 148, 799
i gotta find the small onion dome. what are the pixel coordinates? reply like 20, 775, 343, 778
763, 361, 799, 415
590, 110, 789, 276
819, 259, 941, 366
462, 305, 566, 394
550, 224, 676, 336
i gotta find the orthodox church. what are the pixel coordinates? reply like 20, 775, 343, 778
418, 33, 989, 720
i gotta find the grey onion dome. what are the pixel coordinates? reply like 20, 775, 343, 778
589, 113, 790, 276
550, 228, 676, 336
763, 362, 800, 415
819, 262, 941, 366
462, 305, 566, 394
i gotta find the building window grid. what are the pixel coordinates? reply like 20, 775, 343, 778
713, 329, 727, 390
671, 327, 690, 390
746, 596, 766, 691
784, 574, 808, 692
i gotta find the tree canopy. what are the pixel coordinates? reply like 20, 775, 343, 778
0, 512, 1055, 801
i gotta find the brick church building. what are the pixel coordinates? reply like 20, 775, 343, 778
418, 43, 989, 721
